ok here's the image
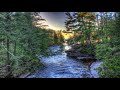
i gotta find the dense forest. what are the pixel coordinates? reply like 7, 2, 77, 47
0, 12, 64, 78
0, 12, 120, 78
64, 12, 120, 78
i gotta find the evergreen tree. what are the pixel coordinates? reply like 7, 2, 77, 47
0, 12, 52, 78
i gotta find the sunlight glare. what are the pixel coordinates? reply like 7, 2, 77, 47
64, 43, 71, 51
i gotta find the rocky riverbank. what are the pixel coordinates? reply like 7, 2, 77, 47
65, 44, 96, 62
26, 44, 102, 78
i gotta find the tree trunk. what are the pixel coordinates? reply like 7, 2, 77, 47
14, 41, 16, 55
6, 36, 11, 77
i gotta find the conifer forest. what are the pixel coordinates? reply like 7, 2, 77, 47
0, 12, 119, 78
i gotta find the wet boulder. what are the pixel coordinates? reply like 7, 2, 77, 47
90, 61, 103, 78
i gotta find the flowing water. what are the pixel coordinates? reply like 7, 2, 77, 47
27, 43, 102, 78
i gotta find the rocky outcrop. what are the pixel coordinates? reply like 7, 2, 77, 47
77, 57, 95, 60
65, 50, 81, 57
90, 61, 103, 78
65, 44, 96, 63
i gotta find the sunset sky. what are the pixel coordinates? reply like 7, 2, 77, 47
40, 12, 72, 30
40, 12, 114, 31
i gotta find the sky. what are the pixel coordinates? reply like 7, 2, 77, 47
40, 12, 66, 30
39, 12, 115, 31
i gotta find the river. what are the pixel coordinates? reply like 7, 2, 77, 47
27, 43, 102, 78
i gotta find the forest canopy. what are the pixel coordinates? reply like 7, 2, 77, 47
0, 12, 120, 78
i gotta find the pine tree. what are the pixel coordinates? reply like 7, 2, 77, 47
64, 12, 78, 43
0, 12, 15, 77
64, 12, 74, 31
0, 12, 53, 77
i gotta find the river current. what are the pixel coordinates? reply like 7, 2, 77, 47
27, 44, 102, 78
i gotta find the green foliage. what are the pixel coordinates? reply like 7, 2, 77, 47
95, 43, 112, 60
65, 12, 120, 78
99, 56, 120, 78
95, 12, 120, 78
77, 44, 95, 55
0, 12, 52, 78
51, 30, 64, 45
53, 31, 59, 44
65, 12, 96, 55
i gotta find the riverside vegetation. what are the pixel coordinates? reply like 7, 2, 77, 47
0, 12, 120, 78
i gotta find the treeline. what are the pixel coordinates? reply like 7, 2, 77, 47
51, 30, 64, 45
65, 12, 120, 78
0, 12, 64, 78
